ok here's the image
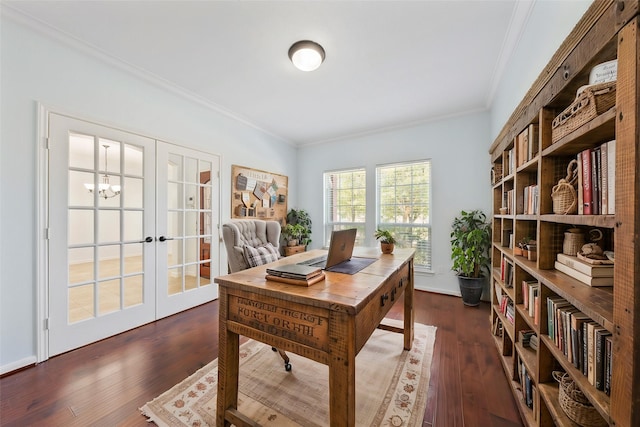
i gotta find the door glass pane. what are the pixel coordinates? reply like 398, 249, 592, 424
69, 209, 94, 245
98, 174, 121, 208
69, 170, 94, 207
98, 245, 121, 280
168, 211, 183, 237
185, 184, 198, 210
98, 139, 121, 173
168, 267, 183, 295
123, 210, 143, 242
200, 274, 211, 287
200, 160, 211, 176
98, 279, 120, 315
168, 182, 181, 209
124, 243, 143, 274
167, 239, 182, 267
168, 153, 182, 181
185, 157, 198, 183
69, 247, 94, 284
98, 210, 120, 243
185, 238, 198, 264
124, 275, 143, 307
69, 284, 94, 323
185, 264, 198, 290
69, 133, 94, 169
123, 177, 143, 209
185, 211, 198, 237
124, 144, 143, 176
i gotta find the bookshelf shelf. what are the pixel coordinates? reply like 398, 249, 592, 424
489, 1, 639, 425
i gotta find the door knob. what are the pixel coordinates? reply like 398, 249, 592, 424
139, 236, 153, 243
158, 236, 174, 242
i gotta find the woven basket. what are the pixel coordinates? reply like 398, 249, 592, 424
563, 228, 585, 256
553, 372, 607, 427
552, 160, 579, 215
552, 81, 616, 143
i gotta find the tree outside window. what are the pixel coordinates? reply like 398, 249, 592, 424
377, 160, 432, 269
323, 168, 366, 246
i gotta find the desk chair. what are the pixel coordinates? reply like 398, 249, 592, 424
222, 219, 292, 371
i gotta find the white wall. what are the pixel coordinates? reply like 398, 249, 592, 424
0, 15, 297, 373
297, 112, 493, 296
490, 0, 592, 140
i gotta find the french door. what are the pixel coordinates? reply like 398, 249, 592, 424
47, 113, 219, 357
156, 142, 219, 318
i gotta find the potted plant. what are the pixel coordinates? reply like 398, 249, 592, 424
516, 237, 532, 257
286, 209, 312, 247
375, 228, 396, 254
282, 223, 305, 247
450, 210, 492, 306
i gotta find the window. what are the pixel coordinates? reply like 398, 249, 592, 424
377, 160, 431, 269
323, 168, 366, 246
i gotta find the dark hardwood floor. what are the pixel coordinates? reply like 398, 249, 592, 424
0, 291, 523, 427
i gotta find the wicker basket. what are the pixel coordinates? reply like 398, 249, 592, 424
552, 160, 579, 215
552, 81, 616, 143
563, 228, 585, 256
553, 372, 608, 427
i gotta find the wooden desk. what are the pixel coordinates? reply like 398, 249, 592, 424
214, 247, 414, 427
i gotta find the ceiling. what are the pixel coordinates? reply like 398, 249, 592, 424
5, 1, 533, 145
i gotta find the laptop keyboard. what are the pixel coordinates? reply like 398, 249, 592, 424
298, 255, 327, 268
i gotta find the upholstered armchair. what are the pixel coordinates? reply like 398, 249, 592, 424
222, 219, 282, 273
221, 219, 291, 370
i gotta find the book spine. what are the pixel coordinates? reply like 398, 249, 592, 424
601, 141, 608, 215
591, 148, 600, 215
607, 140, 616, 214
577, 152, 584, 215
582, 148, 593, 214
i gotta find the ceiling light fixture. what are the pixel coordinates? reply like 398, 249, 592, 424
288, 40, 325, 72
84, 144, 121, 199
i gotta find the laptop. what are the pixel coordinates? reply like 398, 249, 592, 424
299, 228, 376, 274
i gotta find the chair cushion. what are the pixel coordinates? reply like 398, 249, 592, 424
243, 243, 279, 268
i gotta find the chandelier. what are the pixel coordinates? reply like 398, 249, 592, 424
84, 144, 121, 199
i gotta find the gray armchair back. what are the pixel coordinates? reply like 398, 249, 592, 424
222, 219, 281, 273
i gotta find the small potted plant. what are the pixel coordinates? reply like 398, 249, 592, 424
375, 228, 396, 254
286, 209, 312, 247
517, 237, 532, 257
450, 210, 492, 306
282, 223, 305, 247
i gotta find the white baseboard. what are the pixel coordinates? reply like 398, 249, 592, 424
1, 356, 37, 376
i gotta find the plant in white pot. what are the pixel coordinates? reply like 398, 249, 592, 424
450, 210, 492, 306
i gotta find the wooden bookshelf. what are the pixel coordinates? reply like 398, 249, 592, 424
488, 1, 640, 426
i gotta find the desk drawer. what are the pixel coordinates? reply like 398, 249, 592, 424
355, 262, 410, 351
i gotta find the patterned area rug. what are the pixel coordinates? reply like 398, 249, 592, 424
140, 321, 436, 427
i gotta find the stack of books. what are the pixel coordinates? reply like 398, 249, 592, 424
266, 264, 325, 287
554, 253, 613, 287
546, 296, 613, 395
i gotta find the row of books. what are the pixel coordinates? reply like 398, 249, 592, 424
554, 253, 613, 287
522, 280, 540, 325
500, 255, 514, 288
502, 189, 515, 215
547, 296, 612, 394
515, 124, 539, 169
578, 140, 615, 215
501, 184, 539, 215
516, 356, 537, 412
499, 294, 515, 325
522, 184, 539, 215
519, 329, 538, 351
